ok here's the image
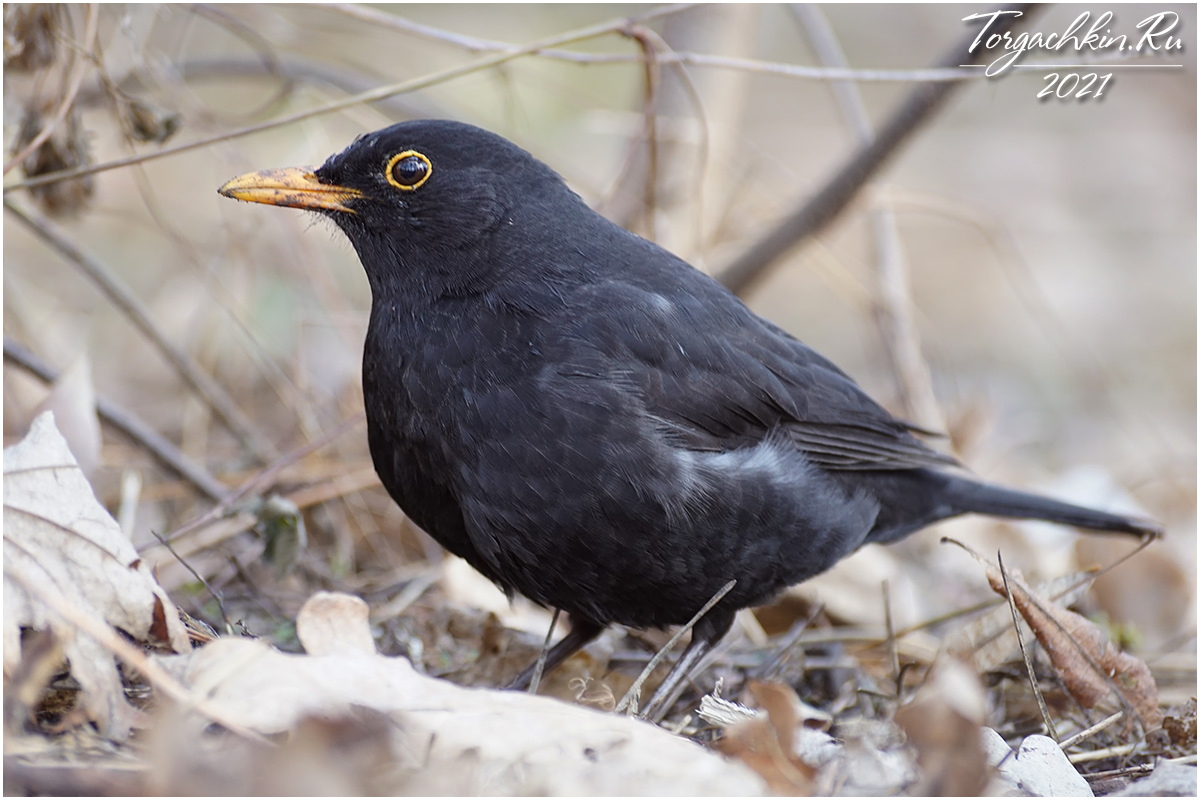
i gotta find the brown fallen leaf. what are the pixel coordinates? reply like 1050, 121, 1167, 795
1158, 698, 1196, 754
717, 681, 815, 795
943, 570, 1097, 671
949, 539, 1162, 732
894, 656, 988, 797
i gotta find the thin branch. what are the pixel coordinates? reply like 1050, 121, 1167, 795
882, 579, 901, 697
1080, 763, 1156, 782
92, 51, 319, 447
528, 608, 561, 695
149, 528, 232, 632
1058, 711, 1124, 751
186, 4, 294, 120
148, 416, 362, 549
753, 602, 824, 681
625, 23, 662, 242
319, 3, 975, 81
366, 568, 441, 624
4, 197, 277, 463
3, 4, 693, 194
791, 2, 943, 430
614, 579, 735, 715
7, 10, 1155, 199
4, 337, 228, 502
999, 550, 1058, 740
1067, 743, 1139, 763
716, 4, 1040, 294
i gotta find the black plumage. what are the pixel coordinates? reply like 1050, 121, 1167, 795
219, 120, 1159, 717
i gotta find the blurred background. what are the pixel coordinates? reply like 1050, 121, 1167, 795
3, 3, 1194, 695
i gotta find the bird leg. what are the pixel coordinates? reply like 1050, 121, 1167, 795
507, 616, 605, 691
640, 607, 736, 722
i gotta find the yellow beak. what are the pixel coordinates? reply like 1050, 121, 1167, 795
218, 167, 362, 214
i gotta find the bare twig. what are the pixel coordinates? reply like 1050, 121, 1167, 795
367, 568, 441, 624
1068, 743, 1139, 764
83, 55, 438, 121
4, 197, 277, 462
1059, 711, 1125, 751
753, 601, 824, 681
149, 529, 232, 632
716, 4, 1039, 294
882, 579, 901, 697
186, 4, 294, 119
791, 4, 944, 429
150, 416, 361, 548
999, 550, 1058, 740
906, 533, 1157, 648
528, 608, 562, 695
319, 3, 977, 81
1080, 763, 1155, 781
4, 4, 693, 194
3, 337, 228, 501
614, 579, 735, 715
624, 24, 662, 242
85, 49, 319, 445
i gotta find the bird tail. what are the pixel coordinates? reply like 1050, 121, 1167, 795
940, 475, 1161, 537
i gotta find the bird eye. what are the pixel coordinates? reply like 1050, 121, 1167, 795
386, 150, 432, 191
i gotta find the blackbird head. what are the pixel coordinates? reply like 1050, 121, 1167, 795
219, 119, 579, 295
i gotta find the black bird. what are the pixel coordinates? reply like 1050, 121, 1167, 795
219, 120, 1159, 718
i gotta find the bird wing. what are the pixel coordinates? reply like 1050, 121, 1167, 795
557, 277, 957, 472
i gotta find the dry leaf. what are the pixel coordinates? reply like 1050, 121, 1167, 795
3, 411, 191, 738
718, 681, 815, 794
895, 657, 988, 796
943, 570, 1097, 670
956, 542, 1163, 731
1076, 534, 1195, 652
981, 729, 1093, 797
33, 351, 100, 477
154, 591, 764, 796
440, 553, 553, 634
296, 592, 374, 656
1159, 698, 1197, 752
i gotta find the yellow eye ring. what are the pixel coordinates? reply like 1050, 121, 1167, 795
385, 150, 432, 191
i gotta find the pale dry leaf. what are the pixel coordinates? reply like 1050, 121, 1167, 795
809, 716, 917, 796
3, 411, 191, 738
153, 626, 765, 796
1076, 533, 1195, 652
296, 591, 374, 656
33, 350, 100, 476
439, 553, 553, 635
981, 729, 1093, 797
747, 680, 831, 735
749, 680, 802, 754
